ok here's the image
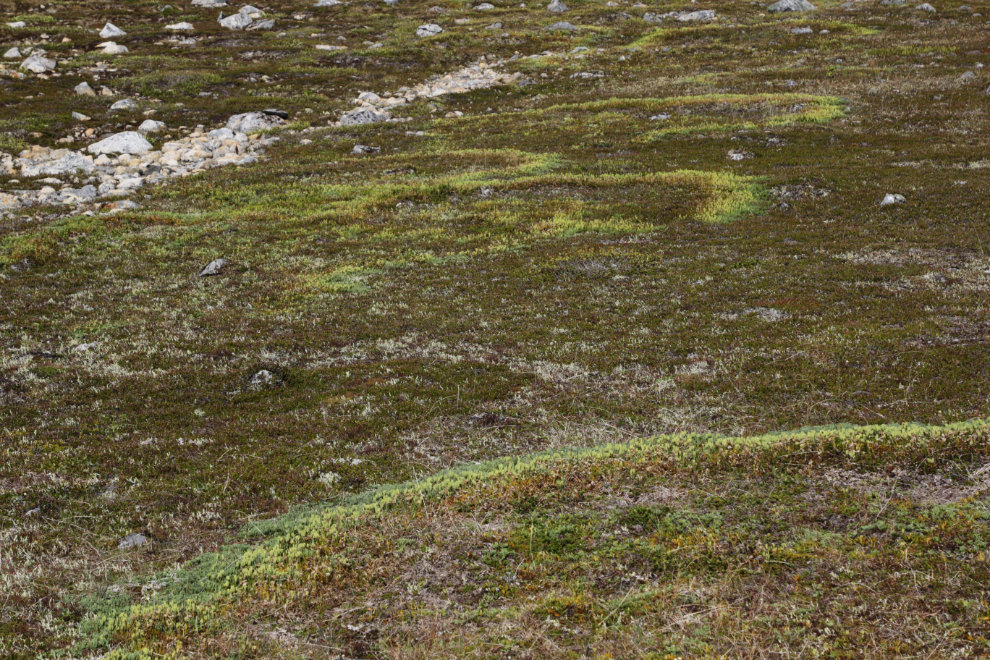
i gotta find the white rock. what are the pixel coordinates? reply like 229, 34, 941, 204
22, 152, 96, 177
138, 119, 166, 134
240, 4, 262, 14
3, 47, 21, 59
100, 22, 127, 38
916, 2, 936, 10
340, 107, 392, 125
547, 0, 568, 11
6, 21, 25, 29
357, 91, 382, 103
74, 81, 96, 96
192, 0, 227, 5
475, 2, 495, 7
226, 111, 285, 133
165, 22, 195, 30
881, 193, 906, 206
220, 12, 253, 29
87, 132, 154, 155
315, 0, 342, 5
416, 24, 443, 37
767, 0, 814, 11
110, 98, 138, 111
677, 9, 715, 21
98, 42, 129, 55
20, 55, 56, 73
209, 127, 236, 140
72, 111, 91, 121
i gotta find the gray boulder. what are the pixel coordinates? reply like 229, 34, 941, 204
3, 47, 21, 59
192, 0, 227, 5
219, 12, 253, 29
677, 9, 715, 20
246, 18, 275, 30
417, 23, 443, 37
547, 0, 568, 12
75, 81, 96, 96
916, 2, 936, 10
767, 0, 814, 11
226, 111, 285, 133
20, 55, 56, 73
22, 152, 96, 177
881, 193, 906, 206
110, 98, 139, 111
100, 22, 127, 38
339, 107, 392, 126
86, 132, 154, 155
547, 20, 578, 29
138, 119, 166, 134
315, 0, 342, 5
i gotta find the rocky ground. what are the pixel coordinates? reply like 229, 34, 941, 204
1, 0, 990, 657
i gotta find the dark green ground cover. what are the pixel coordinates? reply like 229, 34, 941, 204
1, 0, 989, 656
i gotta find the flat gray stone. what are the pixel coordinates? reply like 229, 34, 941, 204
767, 0, 815, 11
20, 55, 56, 73
339, 107, 392, 126
110, 98, 139, 111
226, 111, 285, 133
677, 9, 715, 21
86, 131, 154, 155
22, 152, 96, 177
3, 47, 20, 59
547, 20, 578, 29
416, 23, 443, 37
219, 12, 253, 29
138, 119, 166, 134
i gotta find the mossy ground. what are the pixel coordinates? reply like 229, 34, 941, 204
1, 0, 989, 657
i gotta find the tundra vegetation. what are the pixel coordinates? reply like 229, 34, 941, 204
0, 0, 989, 657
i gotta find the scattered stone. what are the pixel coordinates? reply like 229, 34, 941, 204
416, 24, 443, 37
959, 70, 976, 82
226, 111, 285, 133
263, 108, 290, 119
118, 533, 148, 550
22, 152, 96, 177
352, 144, 381, 154
486, 21, 503, 28
72, 112, 91, 121
138, 119, 166, 134
74, 81, 96, 96
165, 22, 195, 30
547, 20, 578, 29
102, 199, 142, 212
475, 2, 495, 8
220, 12, 253, 29
192, 0, 227, 5
246, 18, 275, 30
3, 47, 21, 59
316, 0, 343, 5
791, 26, 813, 33
20, 55, 56, 73
97, 41, 129, 55
881, 193, 906, 206
677, 9, 716, 21
547, 0, 569, 12
86, 131, 154, 155
199, 258, 228, 276
916, 2, 936, 10
767, 0, 815, 12
339, 107, 392, 126
100, 22, 127, 38
110, 98, 139, 111
6, 21, 25, 29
